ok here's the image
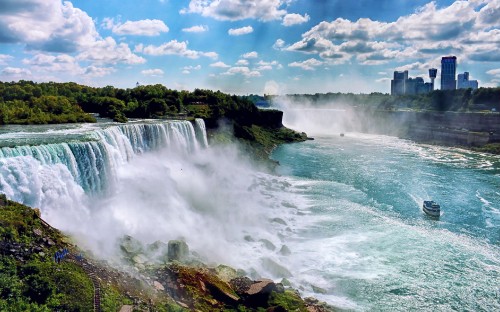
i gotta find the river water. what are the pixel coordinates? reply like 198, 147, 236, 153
0, 116, 499, 311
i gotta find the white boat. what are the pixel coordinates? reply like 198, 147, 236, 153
423, 200, 440, 217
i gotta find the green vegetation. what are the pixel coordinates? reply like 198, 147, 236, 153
0, 199, 93, 311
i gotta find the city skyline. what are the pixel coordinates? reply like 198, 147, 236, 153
0, 0, 499, 95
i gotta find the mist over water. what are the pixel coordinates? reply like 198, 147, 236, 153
1, 113, 500, 310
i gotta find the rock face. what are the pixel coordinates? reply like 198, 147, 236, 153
167, 240, 189, 262
230, 277, 285, 308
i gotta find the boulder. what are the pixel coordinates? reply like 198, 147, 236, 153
120, 235, 143, 255
167, 240, 189, 262
279, 245, 291, 256
259, 239, 276, 251
153, 281, 165, 291
215, 265, 239, 283
230, 278, 278, 307
261, 258, 292, 278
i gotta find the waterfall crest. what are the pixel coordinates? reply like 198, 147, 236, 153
0, 119, 208, 206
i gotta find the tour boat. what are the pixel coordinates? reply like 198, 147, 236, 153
423, 200, 440, 217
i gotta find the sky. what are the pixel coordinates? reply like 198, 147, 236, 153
0, 0, 499, 95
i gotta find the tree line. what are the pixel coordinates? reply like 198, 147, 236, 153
279, 87, 500, 112
0, 81, 258, 125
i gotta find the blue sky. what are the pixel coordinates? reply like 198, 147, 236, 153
0, 0, 499, 94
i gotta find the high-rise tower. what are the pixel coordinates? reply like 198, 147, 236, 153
429, 68, 437, 91
441, 56, 457, 90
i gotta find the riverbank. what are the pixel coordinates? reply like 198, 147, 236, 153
0, 196, 333, 311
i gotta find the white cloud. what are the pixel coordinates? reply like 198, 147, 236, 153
273, 39, 286, 50
141, 69, 164, 76
0, 0, 98, 53
182, 25, 209, 33
288, 58, 323, 70
487, 68, 500, 77
183, 65, 201, 71
210, 61, 230, 68
282, 13, 310, 26
0, 54, 13, 65
182, 70, 190, 74
23, 53, 83, 73
141, 40, 218, 59
103, 18, 169, 36
242, 51, 258, 59
181, 0, 287, 21
222, 66, 261, 77
78, 37, 146, 65
84, 66, 115, 77
286, 1, 500, 66
236, 59, 249, 66
228, 26, 254, 36
2, 67, 32, 76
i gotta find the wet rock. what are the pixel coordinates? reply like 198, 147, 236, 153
244, 235, 254, 242
132, 254, 148, 265
231, 278, 278, 307
279, 245, 291, 256
120, 235, 143, 255
271, 218, 287, 225
311, 285, 327, 294
167, 240, 189, 262
261, 258, 292, 278
259, 239, 276, 251
215, 264, 238, 283
153, 281, 165, 291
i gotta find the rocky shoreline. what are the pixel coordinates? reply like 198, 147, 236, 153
0, 195, 334, 311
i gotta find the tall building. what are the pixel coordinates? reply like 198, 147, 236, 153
441, 56, 457, 90
457, 72, 478, 90
391, 70, 408, 95
429, 68, 437, 91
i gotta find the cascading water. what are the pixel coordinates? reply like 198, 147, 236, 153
0, 119, 203, 199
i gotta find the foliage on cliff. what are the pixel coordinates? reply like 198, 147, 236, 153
0, 197, 332, 311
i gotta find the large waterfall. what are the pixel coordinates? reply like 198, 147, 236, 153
0, 119, 207, 209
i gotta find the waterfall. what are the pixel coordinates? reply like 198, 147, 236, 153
0, 119, 208, 207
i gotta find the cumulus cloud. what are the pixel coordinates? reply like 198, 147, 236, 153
273, 39, 286, 50
182, 25, 209, 33
210, 61, 230, 68
222, 66, 261, 77
236, 59, 249, 66
0, 54, 12, 65
486, 68, 500, 77
282, 13, 310, 26
228, 26, 254, 36
102, 18, 169, 36
84, 66, 115, 77
242, 51, 258, 59
288, 58, 323, 70
78, 37, 146, 65
2, 67, 32, 76
139, 40, 218, 59
0, 0, 98, 53
23, 53, 83, 73
141, 69, 164, 76
287, 0, 500, 65
180, 0, 287, 21
182, 65, 202, 74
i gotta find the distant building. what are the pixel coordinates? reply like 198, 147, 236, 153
391, 70, 432, 95
391, 70, 408, 95
457, 72, 478, 90
441, 56, 457, 90
429, 68, 437, 91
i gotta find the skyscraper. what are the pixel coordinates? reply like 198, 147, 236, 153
390, 70, 408, 95
457, 72, 478, 90
441, 56, 457, 90
429, 68, 437, 91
